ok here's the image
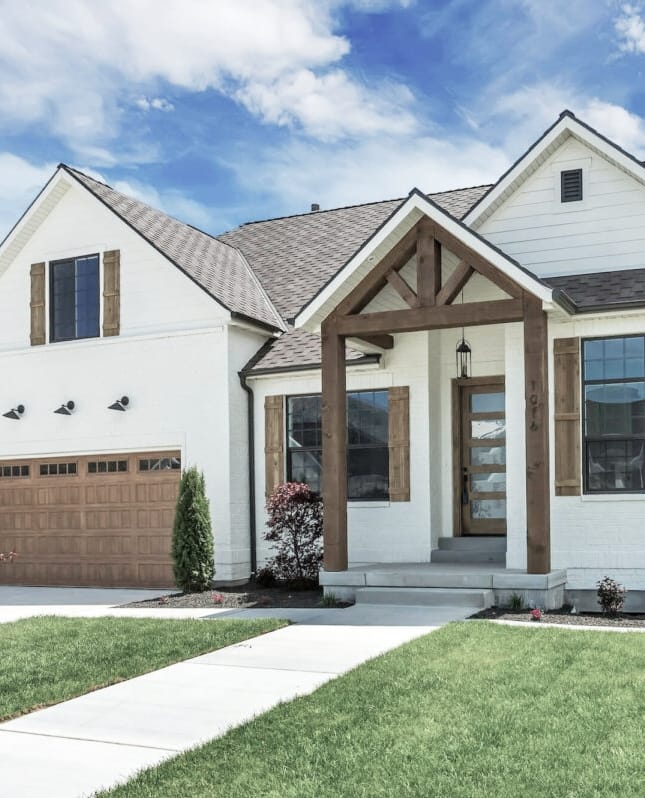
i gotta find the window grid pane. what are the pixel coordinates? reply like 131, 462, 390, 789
50, 255, 99, 342
583, 335, 645, 493
286, 390, 390, 500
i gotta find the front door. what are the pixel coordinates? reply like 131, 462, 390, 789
456, 378, 507, 536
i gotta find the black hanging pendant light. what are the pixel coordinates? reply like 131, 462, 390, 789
455, 290, 472, 379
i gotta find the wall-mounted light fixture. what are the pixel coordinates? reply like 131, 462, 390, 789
2, 405, 25, 421
54, 401, 75, 416
108, 396, 130, 411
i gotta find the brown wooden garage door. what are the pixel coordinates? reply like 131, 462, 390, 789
0, 451, 181, 588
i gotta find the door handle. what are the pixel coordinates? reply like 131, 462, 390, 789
462, 468, 469, 506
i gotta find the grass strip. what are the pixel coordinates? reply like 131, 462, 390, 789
99, 621, 645, 798
0, 615, 285, 721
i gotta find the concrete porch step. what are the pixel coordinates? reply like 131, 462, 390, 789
431, 549, 505, 564
437, 536, 506, 551
354, 586, 494, 609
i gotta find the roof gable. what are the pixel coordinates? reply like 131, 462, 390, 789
464, 110, 645, 230
295, 189, 555, 331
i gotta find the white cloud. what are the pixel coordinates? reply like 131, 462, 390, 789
0, 0, 416, 156
615, 3, 645, 53
135, 97, 175, 113
0, 154, 57, 240
229, 133, 507, 214
492, 83, 645, 159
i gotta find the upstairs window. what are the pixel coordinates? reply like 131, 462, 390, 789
561, 168, 583, 203
583, 335, 645, 492
286, 390, 389, 500
50, 254, 100, 342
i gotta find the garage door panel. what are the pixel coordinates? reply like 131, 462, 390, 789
0, 451, 180, 588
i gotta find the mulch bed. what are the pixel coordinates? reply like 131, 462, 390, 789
471, 606, 645, 628
122, 583, 326, 610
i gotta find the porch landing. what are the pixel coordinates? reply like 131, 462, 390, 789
320, 563, 567, 610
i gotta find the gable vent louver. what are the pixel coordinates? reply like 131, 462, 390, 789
561, 169, 583, 203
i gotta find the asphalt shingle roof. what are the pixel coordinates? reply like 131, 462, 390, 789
545, 268, 645, 311
63, 165, 285, 331
219, 184, 491, 322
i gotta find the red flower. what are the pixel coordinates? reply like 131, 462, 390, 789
530, 607, 542, 621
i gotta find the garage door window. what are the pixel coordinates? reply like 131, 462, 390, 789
88, 460, 128, 474
0, 464, 30, 478
39, 462, 78, 476
139, 457, 181, 472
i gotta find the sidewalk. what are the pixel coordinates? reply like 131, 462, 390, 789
0, 603, 472, 798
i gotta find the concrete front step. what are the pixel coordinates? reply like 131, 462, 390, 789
437, 536, 506, 551
431, 549, 505, 564
354, 587, 494, 609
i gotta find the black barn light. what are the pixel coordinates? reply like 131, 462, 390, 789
108, 396, 130, 411
3, 404, 25, 421
54, 401, 75, 416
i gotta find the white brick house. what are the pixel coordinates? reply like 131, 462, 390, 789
2, 111, 645, 609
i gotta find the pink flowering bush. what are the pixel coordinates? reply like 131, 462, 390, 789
530, 607, 542, 622
264, 482, 323, 588
0, 550, 17, 563
212, 592, 223, 604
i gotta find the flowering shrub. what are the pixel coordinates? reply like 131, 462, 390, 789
212, 592, 223, 604
264, 482, 323, 587
597, 576, 627, 615
530, 607, 542, 622
0, 550, 17, 562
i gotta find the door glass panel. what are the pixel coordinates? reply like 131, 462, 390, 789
471, 392, 504, 413
471, 472, 506, 492
471, 446, 506, 466
471, 419, 506, 439
471, 499, 506, 519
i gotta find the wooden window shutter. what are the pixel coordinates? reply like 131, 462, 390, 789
388, 386, 410, 502
30, 262, 46, 346
264, 395, 285, 497
102, 249, 120, 337
554, 337, 581, 496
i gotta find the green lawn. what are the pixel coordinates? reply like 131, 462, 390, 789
0, 615, 285, 721
99, 622, 645, 798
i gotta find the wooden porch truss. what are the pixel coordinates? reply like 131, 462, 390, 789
321, 216, 551, 575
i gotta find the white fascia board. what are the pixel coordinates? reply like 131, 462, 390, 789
0, 167, 71, 278
464, 114, 645, 228
295, 191, 553, 331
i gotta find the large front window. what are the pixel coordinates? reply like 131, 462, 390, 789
287, 390, 389, 500
50, 254, 100, 342
583, 335, 645, 492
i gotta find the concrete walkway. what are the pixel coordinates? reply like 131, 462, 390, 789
0, 601, 472, 798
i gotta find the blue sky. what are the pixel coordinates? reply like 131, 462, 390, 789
1, 0, 645, 236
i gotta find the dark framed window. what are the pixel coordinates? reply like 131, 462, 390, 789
583, 335, 645, 493
0, 464, 29, 479
286, 390, 389, 500
88, 460, 128, 474
38, 462, 78, 477
50, 254, 100, 342
561, 169, 583, 203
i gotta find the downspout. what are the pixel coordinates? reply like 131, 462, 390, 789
239, 369, 258, 577
239, 338, 276, 578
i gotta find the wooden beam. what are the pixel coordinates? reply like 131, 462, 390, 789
336, 298, 524, 337
352, 334, 394, 350
434, 226, 523, 299
523, 292, 551, 574
386, 270, 418, 308
334, 227, 418, 317
416, 219, 441, 305
436, 261, 474, 306
321, 319, 348, 572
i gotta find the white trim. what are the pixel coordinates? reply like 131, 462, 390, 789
294, 191, 554, 331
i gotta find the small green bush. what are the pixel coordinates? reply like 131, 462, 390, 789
507, 592, 524, 611
171, 467, 214, 593
597, 576, 627, 615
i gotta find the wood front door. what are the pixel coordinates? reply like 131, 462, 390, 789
454, 377, 507, 536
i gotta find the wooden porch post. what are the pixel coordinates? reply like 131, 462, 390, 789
321, 319, 348, 571
523, 293, 551, 573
